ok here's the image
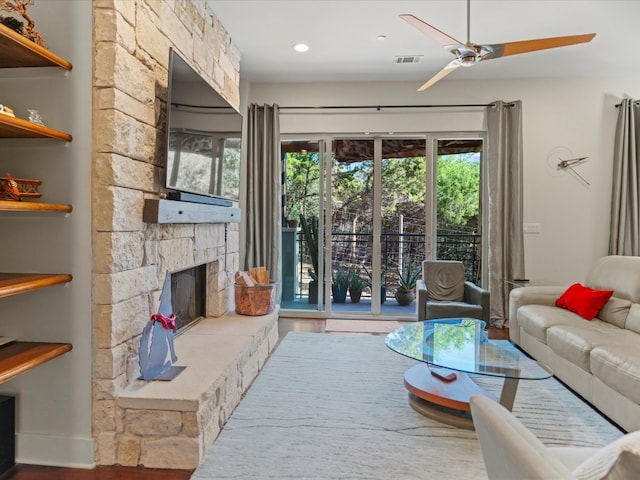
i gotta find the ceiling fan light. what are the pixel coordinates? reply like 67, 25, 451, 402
451, 44, 494, 66
458, 54, 477, 66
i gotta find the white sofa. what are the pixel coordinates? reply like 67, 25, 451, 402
509, 255, 640, 432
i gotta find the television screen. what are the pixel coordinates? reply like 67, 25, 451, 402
165, 48, 242, 202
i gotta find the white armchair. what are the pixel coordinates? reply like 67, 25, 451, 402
470, 394, 640, 480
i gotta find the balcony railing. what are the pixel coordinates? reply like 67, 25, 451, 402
293, 230, 481, 301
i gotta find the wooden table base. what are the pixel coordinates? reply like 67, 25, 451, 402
403, 363, 501, 430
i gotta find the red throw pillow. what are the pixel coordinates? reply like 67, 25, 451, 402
555, 283, 614, 320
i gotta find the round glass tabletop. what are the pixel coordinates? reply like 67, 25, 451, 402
385, 318, 552, 380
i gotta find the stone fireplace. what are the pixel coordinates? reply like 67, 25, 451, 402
91, 0, 282, 469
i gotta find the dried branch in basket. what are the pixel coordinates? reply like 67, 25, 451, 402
0, 0, 45, 46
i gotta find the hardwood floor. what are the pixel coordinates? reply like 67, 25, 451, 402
5, 318, 508, 479
3, 465, 194, 480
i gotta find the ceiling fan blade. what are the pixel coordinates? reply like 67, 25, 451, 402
486, 33, 596, 60
417, 61, 460, 92
400, 14, 463, 46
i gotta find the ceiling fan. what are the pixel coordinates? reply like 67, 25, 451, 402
401, 0, 595, 91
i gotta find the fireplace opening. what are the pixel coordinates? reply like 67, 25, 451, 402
172, 265, 206, 332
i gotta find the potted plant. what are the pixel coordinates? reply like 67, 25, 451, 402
331, 268, 350, 303
286, 203, 301, 228
395, 263, 421, 306
347, 270, 368, 303
299, 214, 321, 303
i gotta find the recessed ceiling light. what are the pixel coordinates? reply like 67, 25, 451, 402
292, 43, 309, 53
377, 35, 387, 41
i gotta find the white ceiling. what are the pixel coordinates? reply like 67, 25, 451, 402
206, 0, 640, 88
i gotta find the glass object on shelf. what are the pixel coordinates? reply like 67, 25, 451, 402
27, 109, 44, 125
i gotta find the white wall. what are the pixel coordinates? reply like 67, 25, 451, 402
0, 1, 94, 467
247, 76, 640, 284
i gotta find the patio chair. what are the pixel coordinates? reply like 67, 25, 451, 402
416, 260, 490, 324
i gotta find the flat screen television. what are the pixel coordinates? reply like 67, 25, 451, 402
165, 48, 242, 204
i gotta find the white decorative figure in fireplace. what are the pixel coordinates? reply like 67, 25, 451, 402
139, 271, 185, 380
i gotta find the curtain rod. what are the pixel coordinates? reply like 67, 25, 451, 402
278, 103, 496, 110
172, 103, 236, 110
615, 100, 640, 107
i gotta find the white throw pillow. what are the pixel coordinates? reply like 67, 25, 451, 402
573, 431, 640, 479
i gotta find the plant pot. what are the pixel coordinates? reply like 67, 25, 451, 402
332, 286, 348, 303
309, 280, 318, 304
349, 288, 362, 303
286, 219, 299, 228
395, 289, 415, 306
308, 281, 327, 304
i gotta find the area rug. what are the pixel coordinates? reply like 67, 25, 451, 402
191, 333, 623, 480
324, 318, 401, 333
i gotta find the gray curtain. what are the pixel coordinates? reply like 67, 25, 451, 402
243, 103, 282, 294
486, 100, 525, 327
609, 98, 640, 256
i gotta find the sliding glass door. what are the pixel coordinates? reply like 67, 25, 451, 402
427, 134, 486, 287
328, 137, 428, 317
280, 132, 485, 318
329, 138, 376, 314
281, 138, 327, 312
379, 138, 427, 315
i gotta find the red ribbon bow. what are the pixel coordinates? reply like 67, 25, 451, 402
151, 312, 176, 331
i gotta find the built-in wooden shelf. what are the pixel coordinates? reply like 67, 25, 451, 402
0, 23, 75, 390
0, 23, 72, 70
0, 200, 72, 213
0, 341, 72, 384
0, 273, 72, 299
143, 199, 241, 224
0, 113, 72, 141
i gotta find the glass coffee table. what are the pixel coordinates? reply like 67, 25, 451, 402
385, 318, 552, 429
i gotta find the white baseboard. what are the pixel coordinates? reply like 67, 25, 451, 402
16, 432, 95, 468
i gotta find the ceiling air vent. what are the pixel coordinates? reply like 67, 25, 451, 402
395, 55, 422, 64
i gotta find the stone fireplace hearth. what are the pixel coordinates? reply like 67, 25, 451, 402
94, 200, 280, 469
115, 308, 279, 469
94, 207, 280, 469
93, 217, 244, 464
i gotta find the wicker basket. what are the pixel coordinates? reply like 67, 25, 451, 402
234, 282, 276, 316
